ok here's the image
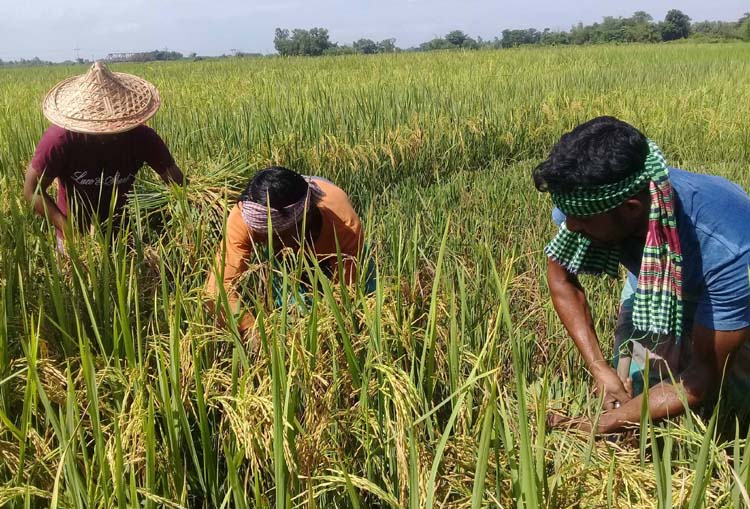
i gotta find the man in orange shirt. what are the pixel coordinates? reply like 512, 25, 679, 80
206, 166, 369, 335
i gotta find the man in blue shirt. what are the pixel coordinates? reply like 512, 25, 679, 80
537, 116, 750, 433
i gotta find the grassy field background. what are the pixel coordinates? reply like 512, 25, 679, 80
1, 43, 750, 508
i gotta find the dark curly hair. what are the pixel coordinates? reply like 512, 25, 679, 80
533, 116, 649, 193
239, 166, 309, 208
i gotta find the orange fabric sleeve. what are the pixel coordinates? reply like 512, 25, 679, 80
206, 204, 256, 332
311, 179, 365, 286
314, 179, 364, 284
332, 225, 364, 286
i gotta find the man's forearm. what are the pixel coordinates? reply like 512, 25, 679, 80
558, 325, 749, 434
32, 192, 67, 232
23, 167, 67, 232
599, 326, 750, 432
547, 259, 634, 408
597, 381, 701, 433
160, 164, 188, 186
548, 261, 606, 368
206, 271, 255, 334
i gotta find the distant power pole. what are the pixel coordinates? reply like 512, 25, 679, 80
74, 47, 81, 60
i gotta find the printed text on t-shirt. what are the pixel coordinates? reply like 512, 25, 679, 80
71, 171, 133, 186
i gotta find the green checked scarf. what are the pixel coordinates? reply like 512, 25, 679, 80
545, 140, 684, 338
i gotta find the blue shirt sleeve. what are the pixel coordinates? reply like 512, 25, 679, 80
621, 271, 638, 308
552, 207, 566, 227
615, 271, 638, 343
693, 234, 750, 331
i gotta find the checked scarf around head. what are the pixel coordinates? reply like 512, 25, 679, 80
240, 178, 325, 234
544, 140, 683, 339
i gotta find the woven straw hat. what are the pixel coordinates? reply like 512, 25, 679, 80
42, 61, 160, 134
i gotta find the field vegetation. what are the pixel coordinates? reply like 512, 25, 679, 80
1, 43, 750, 508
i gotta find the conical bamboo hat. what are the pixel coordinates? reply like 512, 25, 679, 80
42, 61, 160, 134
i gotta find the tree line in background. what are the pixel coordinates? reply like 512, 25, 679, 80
0, 50, 187, 67
2, 9, 749, 66
274, 10, 750, 56
106, 50, 186, 63
496, 10, 750, 47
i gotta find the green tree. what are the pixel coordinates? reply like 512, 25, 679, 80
377, 38, 398, 53
461, 36, 480, 49
418, 38, 454, 51
274, 28, 294, 56
625, 11, 660, 42
445, 30, 469, 46
691, 20, 740, 40
661, 9, 691, 40
353, 38, 378, 54
323, 45, 356, 56
632, 11, 653, 24
740, 13, 750, 41
625, 22, 661, 42
596, 16, 628, 43
500, 29, 541, 48
569, 22, 593, 44
540, 29, 570, 45
274, 27, 334, 56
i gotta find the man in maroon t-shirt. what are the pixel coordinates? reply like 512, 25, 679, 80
23, 61, 185, 246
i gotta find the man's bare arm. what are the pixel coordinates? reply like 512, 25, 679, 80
23, 164, 68, 232
547, 258, 632, 408
159, 164, 188, 186
205, 265, 256, 334
585, 324, 750, 433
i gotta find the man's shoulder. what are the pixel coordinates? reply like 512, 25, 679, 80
225, 203, 255, 246
39, 124, 75, 146
311, 178, 362, 235
670, 167, 747, 197
312, 177, 344, 195
226, 203, 246, 232
672, 167, 750, 263
128, 124, 162, 141
131, 124, 156, 134
671, 167, 749, 222
313, 178, 355, 212
31, 125, 79, 170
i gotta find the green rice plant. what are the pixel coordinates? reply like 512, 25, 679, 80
1, 43, 750, 508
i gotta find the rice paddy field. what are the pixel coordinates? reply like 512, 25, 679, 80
1, 43, 750, 508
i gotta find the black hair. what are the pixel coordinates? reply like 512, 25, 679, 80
532, 116, 649, 193
239, 166, 309, 208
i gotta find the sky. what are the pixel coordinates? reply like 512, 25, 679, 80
1, 0, 748, 62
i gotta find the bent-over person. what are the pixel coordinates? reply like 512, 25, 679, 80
23, 61, 186, 249
535, 116, 750, 433
206, 166, 370, 336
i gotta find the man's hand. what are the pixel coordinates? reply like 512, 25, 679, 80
160, 164, 188, 186
547, 412, 593, 433
592, 362, 633, 410
243, 327, 261, 355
